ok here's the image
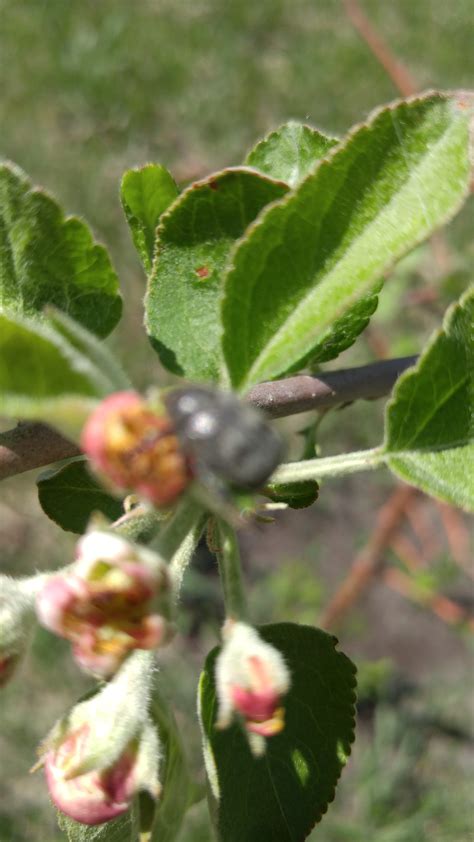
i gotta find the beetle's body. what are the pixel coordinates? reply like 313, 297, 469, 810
164, 386, 284, 492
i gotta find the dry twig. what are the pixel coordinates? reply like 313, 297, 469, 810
383, 567, 474, 631
342, 0, 417, 96
319, 485, 415, 629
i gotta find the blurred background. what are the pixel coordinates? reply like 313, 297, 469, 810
0, 1, 473, 839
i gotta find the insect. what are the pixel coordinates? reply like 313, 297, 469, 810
163, 385, 285, 493
82, 386, 284, 510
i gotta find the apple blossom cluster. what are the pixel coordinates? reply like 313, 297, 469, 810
0, 389, 292, 829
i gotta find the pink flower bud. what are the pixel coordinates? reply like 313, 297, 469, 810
81, 391, 192, 506
44, 725, 137, 825
38, 652, 161, 825
215, 621, 290, 755
36, 531, 172, 678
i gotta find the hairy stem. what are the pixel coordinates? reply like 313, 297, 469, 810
215, 519, 248, 621
113, 504, 166, 544
154, 498, 205, 562
272, 447, 385, 484
168, 515, 207, 598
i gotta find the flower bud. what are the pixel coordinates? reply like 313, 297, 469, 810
0, 575, 40, 688
81, 391, 192, 506
36, 530, 172, 678
39, 653, 161, 825
215, 620, 290, 756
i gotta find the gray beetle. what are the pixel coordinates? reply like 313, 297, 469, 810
164, 386, 284, 492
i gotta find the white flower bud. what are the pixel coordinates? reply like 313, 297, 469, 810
215, 620, 290, 756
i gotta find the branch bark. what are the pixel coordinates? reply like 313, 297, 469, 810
0, 355, 416, 481
245, 355, 416, 418
0, 422, 81, 481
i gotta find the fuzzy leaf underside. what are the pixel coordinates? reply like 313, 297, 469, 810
222, 92, 473, 390
388, 445, 474, 510
145, 168, 288, 382
0, 162, 122, 337
199, 622, 357, 842
57, 810, 134, 842
385, 286, 474, 511
0, 311, 105, 432
47, 308, 132, 393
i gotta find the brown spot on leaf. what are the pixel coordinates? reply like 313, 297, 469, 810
195, 266, 210, 279
209, 180, 219, 191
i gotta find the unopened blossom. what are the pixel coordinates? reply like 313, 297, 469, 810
0, 575, 42, 688
39, 653, 161, 825
81, 391, 192, 506
215, 620, 290, 756
36, 530, 172, 678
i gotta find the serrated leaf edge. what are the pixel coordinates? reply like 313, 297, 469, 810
0, 160, 122, 336
383, 283, 474, 453
221, 90, 472, 390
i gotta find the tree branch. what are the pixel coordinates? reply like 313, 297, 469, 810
0, 355, 416, 481
319, 485, 415, 630
245, 355, 416, 418
0, 422, 81, 481
341, 0, 417, 97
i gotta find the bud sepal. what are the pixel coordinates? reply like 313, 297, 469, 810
0, 574, 46, 688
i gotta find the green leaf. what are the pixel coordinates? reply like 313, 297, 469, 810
48, 308, 132, 393
264, 478, 319, 509
121, 165, 179, 273
145, 168, 288, 382
37, 459, 124, 534
245, 121, 339, 187
199, 622, 357, 842
0, 311, 105, 433
58, 810, 136, 842
0, 161, 122, 337
384, 286, 474, 511
388, 446, 474, 512
222, 92, 473, 389
149, 688, 194, 842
